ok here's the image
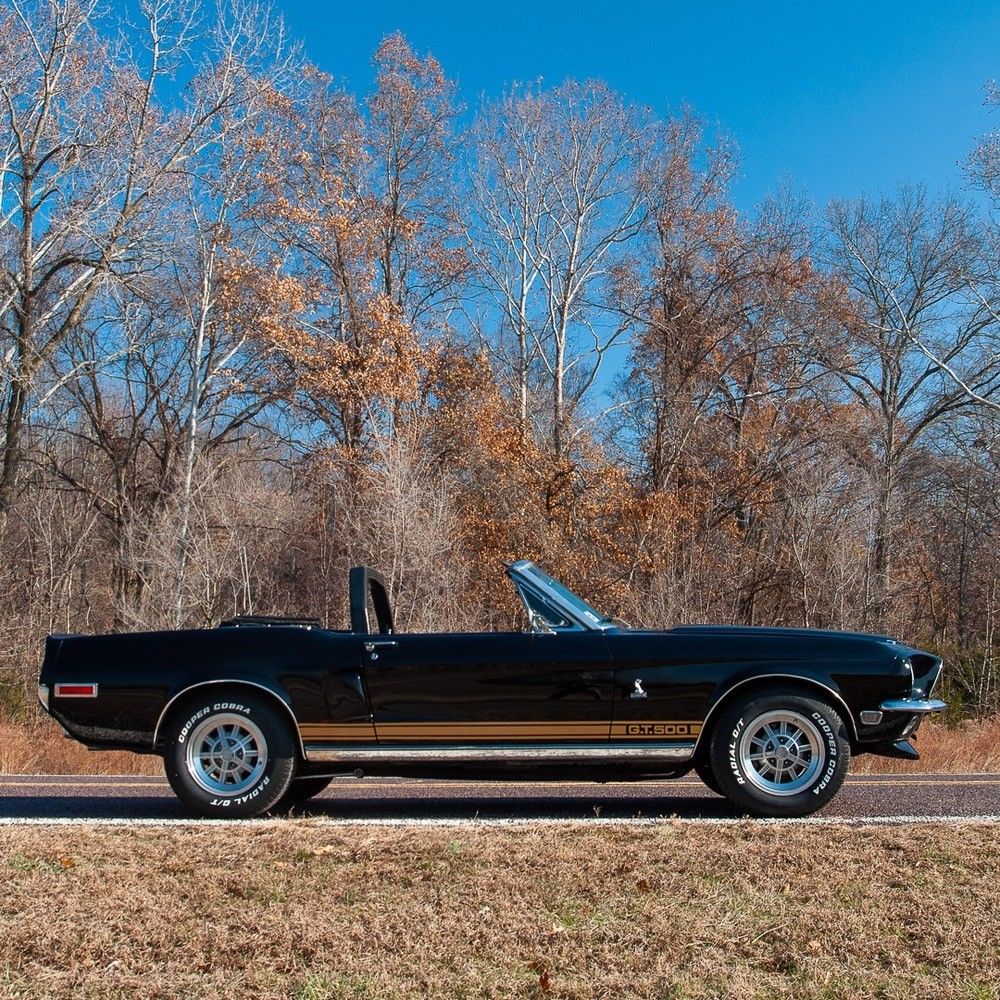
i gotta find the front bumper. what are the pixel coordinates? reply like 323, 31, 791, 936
860, 688, 946, 760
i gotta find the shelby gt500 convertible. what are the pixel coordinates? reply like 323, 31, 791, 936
37, 561, 945, 818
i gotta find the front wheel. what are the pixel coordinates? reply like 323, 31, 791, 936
163, 692, 297, 818
710, 688, 851, 818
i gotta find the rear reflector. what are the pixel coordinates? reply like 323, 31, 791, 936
53, 683, 98, 698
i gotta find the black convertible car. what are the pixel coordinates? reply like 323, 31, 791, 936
37, 561, 945, 818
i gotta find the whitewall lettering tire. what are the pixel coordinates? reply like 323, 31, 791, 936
163, 692, 297, 818
710, 687, 850, 818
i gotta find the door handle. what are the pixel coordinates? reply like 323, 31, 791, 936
364, 640, 398, 653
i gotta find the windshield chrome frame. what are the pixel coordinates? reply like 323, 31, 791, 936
505, 560, 617, 633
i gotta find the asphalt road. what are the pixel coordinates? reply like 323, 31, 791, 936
1, 773, 999, 823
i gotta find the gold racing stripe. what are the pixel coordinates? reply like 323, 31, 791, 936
299, 720, 703, 742
378, 722, 608, 736
299, 723, 376, 742
378, 722, 609, 731
375, 724, 608, 741
376, 735, 608, 742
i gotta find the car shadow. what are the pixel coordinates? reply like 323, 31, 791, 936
288, 791, 745, 822
0, 789, 744, 822
0, 794, 188, 821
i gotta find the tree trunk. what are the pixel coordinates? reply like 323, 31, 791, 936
871, 462, 896, 627
0, 376, 28, 517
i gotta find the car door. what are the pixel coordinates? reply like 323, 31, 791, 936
361, 631, 614, 744
607, 630, 715, 744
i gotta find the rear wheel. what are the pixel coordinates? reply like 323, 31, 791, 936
163, 692, 297, 818
710, 688, 850, 818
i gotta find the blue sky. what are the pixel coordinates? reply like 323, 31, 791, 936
279, 0, 999, 212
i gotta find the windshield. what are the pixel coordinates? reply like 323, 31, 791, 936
508, 561, 611, 630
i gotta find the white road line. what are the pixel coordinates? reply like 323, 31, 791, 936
1, 814, 1000, 828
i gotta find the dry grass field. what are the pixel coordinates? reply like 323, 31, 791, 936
2, 715, 998, 777
0, 822, 999, 999
850, 714, 1000, 773
0, 721, 160, 776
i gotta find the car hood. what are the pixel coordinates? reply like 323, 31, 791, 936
655, 624, 900, 644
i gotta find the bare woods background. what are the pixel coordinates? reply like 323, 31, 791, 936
2, 0, 1000, 726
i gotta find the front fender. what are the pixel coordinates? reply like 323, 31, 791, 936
698, 670, 860, 750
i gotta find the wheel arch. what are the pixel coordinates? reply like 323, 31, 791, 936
153, 679, 304, 759
693, 674, 858, 761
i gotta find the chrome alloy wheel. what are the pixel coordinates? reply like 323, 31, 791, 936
186, 713, 268, 796
738, 710, 824, 796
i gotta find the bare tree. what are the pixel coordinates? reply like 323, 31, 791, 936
164, 4, 301, 625
0, 0, 285, 525
332, 428, 474, 632
957, 79, 1000, 412
366, 33, 468, 328
121, 453, 304, 629
8, 0, 302, 624
824, 188, 1000, 620
969, 80, 1000, 202
470, 81, 650, 455
610, 113, 749, 492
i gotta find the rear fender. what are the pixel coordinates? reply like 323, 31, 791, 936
153, 678, 304, 758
